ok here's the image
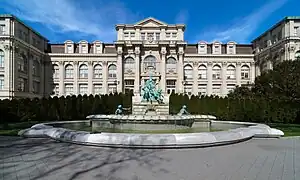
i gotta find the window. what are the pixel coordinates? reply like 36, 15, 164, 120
294, 26, 299, 36
212, 65, 221, 79
199, 45, 206, 53
144, 55, 156, 72
81, 44, 87, 53
93, 84, 102, 94
184, 84, 193, 95
0, 75, 4, 90
53, 84, 59, 95
166, 80, 176, 94
52, 64, 59, 79
213, 45, 220, 54
124, 32, 129, 38
184, 65, 193, 80
141, 33, 145, 40
65, 84, 73, 95
33, 81, 40, 94
198, 84, 207, 95
130, 32, 135, 38
241, 65, 250, 79
0, 25, 5, 35
93, 64, 102, 78
172, 33, 177, 38
124, 79, 134, 94
79, 84, 88, 95
226, 65, 236, 79
166, 33, 171, 38
108, 84, 117, 94
32, 60, 40, 76
67, 45, 73, 53
156, 33, 160, 40
212, 84, 221, 95
18, 55, 26, 72
108, 64, 117, 79
79, 64, 88, 78
65, 64, 73, 79
96, 45, 102, 53
227, 84, 236, 93
0, 50, 4, 68
228, 45, 234, 54
124, 57, 135, 73
18, 78, 27, 92
198, 65, 207, 79
166, 57, 176, 73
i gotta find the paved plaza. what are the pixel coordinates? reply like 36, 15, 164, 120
0, 136, 300, 180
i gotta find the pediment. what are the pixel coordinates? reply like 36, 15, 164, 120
135, 17, 167, 27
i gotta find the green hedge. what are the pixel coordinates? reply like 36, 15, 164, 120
0, 93, 132, 123
169, 93, 300, 124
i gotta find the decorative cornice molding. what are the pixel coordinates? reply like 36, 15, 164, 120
49, 53, 117, 57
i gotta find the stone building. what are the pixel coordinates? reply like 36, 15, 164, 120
252, 16, 300, 75
1, 14, 278, 100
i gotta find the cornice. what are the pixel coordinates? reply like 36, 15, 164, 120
48, 53, 117, 57
184, 54, 254, 58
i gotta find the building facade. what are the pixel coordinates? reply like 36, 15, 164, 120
0, 14, 49, 99
252, 16, 300, 75
49, 17, 255, 98
0, 15, 257, 99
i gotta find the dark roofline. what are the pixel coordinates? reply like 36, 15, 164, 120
0, 14, 49, 42
251, 16, 300, 43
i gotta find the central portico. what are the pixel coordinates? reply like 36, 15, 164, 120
115, 17, 187, 96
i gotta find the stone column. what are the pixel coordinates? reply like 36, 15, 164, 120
250, 62, 255, 83
102, 61, 108, 94
116, 47, 123, 93
59, 61, 64, 95
134, 46, 140, 95
73, 61, 78, 95
177, 49, 184, 93
221, 62, 227, 96
28, 56, 33, 93
192, 62, 198, 95
207, 62, 213, 95
88, 61, 93, 94
236, 62, 241, 86
160, 46, 167, 94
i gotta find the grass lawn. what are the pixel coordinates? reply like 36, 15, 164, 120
0, 121, 42, 136
268, 123, 300, 137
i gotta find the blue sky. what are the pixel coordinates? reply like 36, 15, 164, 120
0, 0, 299, 44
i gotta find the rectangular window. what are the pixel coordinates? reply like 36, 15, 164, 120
156, 33, 160, 40
79, 84, 88, 95
166, 80, 176, 94
184, 84, 193, 95
53, 84, 59, 95
130, 32, 135, 38
18, 78, 27, 92
166, 33, 171, 38
141, 33, 145, 40
0, 25, 5, 35
64, 84, 73, 95
93, 84, 102, 94
96, 45, 102, 53
227, 84, 236, 94
212, 84, 221, 95
294, 26, 299, 36
81, 45, 87, 53
67, 45, 73, 53
0, 75, 4, 90
108, 84, 117, 94
33, 81, 40, 94
214, 45, 220, 54
124, 32, 129, 38
172, 33, 177, 38
0, 53, 4, 68
198, 84, 207, 96
124, 79, 134, 94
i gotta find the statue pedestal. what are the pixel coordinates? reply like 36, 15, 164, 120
132, 95, 169, 115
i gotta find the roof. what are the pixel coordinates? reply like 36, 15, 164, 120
251, 16, 300, 43
0, 14, 49, 41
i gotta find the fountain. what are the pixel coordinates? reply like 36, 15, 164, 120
18, 74, 285, 148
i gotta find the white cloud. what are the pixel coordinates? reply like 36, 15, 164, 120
175, 10, 189, 24
3, 0, 139, 42
196, 0, 289, 43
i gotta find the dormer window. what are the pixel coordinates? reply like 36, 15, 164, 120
227, 42, 236, 54
82, 44, 87, 53
93, 41, 103, 54
67, 45, 73, 53
198, 41, 207, 54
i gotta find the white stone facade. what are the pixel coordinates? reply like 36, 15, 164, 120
0, 15, 258, 99
252, 16, 300, 75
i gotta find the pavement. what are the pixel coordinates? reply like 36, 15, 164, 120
0, 136, 299, 180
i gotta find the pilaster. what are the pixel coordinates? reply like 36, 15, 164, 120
177, 47, 184, 93
250, 62, 255, 83
88, 61, 93, 94
73, 61, 78, 95
207, 62, 213, 95
102, 61, 108, 94
160, 46, 167, 94
28, 56, 33, 93
192, 62, 198, 95
134, 46, 140, 95
116, 46, 123, 93
221, 62, 227, 95
59, 61, 64, 95
236, 62, 241, 86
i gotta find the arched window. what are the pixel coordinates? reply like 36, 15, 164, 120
198, 65, 207, 79
166, 57, 177, 73
241, 65, 250, 79
0, 74, 4, 90
65, 64, 74, 78
212, 65, 221, 79
295, 50, 300, 60
0, 50, 4, 68
93, 64, 102, 78
79, 64, 88, 78
184, 65, 193, 80
52, 64, 59, 78
108, 64, 117, 79
124, 57, 135, 73
144, 55, 156, 71
226, 65, 236, 79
